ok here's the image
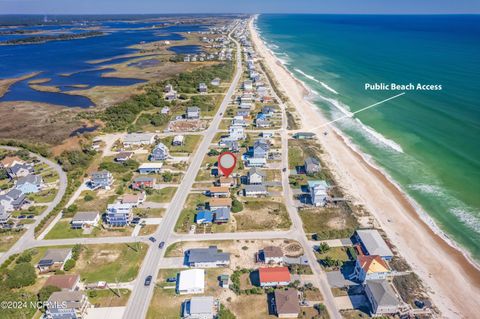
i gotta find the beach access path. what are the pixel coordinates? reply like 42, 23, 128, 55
249, 16, 480, 319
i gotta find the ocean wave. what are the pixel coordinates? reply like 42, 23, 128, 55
294, 68, 339, 94
409, 183, 480, 233
312, 93, 404, 153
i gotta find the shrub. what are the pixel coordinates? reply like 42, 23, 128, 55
63, 259, 76, 271
5, 262, 36, 288
38, 285, 61, 302
84, 194, 94, 201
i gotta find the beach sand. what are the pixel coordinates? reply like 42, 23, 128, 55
249, 17, 480, 319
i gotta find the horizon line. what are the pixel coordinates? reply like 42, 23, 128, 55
1, 13, 480, 16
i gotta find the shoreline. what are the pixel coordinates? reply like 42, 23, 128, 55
249, 15, 480, 318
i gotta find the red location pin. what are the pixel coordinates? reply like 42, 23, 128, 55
218, 152, 237, 177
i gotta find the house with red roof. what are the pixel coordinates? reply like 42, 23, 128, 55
352, 255, 390, 283
258, 267, 291, 287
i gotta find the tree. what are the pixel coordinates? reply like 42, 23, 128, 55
84, 194, 94, 201
317, 242, 330, 254
162, 171, 173, 183
16, 251, 32, 264
38, 285, 61, 302
63, 259, 76, 271
5, 262, 36, 288
208, 149, 220, 156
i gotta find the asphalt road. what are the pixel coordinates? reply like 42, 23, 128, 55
0, 146, 67, 264
121, 22, 244, 319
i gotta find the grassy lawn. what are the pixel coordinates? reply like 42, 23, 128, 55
139, 224, 158, 236
288, 139, 323, 169
45, 220, 134, 239
158, 135, 202, 154
228, 294, 272, 319
13, 205, 47, 216
28, 188, 57, 203
147, 187, 177, 203
76, 243, 148, 283
133, 207, 165, 218
74, 190, 116, 212
175, 193, 209, 232
235, 199, 292, 231
315, 246, 350, 262
0, 230, 25, 252
88, 289, 131, 307
299, 207, 358, 240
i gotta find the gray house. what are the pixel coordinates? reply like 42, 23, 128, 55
90, 170, 114, 189
37, 248, 73, 272
0, 206, 11, 224
304, 157, 321, 174
187, 106, 201, 119
182, 296, 216, 319
243, 184, 269, 197
187, 246, 230, 268
150, 143, 169, 161
247, 167, 266, 185
365, 279, 402, 317
252, 139, 270, 159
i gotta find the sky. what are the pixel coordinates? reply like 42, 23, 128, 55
0, 0, 479, 14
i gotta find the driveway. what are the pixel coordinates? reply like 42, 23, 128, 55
326, 269, 358, 288
86, 307, 126, 319
334, 295, 368, 310
158, 257, 186, 269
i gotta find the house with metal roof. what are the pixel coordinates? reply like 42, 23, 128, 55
44, 274, 80, 291
258, 267, 291, 287
187, 246, 230, 268
71, 211, 99, 229
304, 157, 321, 174
259, 246, 283, 264
308, 180, 329, 207
150, 143, 169, 161
187, 106, 201, 119
177, 269, 205, 294
355, 229, 394, 260
138, 162, 163, 174
243, 184, 269, 197
196, 210, 214, 224
252, 139, 270, 159
105, 203, 133, 227
365, 279, 402, 317
182, 296, 216, 319
123, 133, 156, 147
213, 207, 230, 224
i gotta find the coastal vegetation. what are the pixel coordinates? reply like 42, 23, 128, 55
0, 31, 104, 45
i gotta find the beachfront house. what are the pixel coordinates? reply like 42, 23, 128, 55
352, 255, 391, 282
90, 170, 114, 189
354, 229, 394, 260
293, 132, 315, 140
365, 279, 402, 317
186, 246, 230, 268
308, 180, 329, 206
304, 157, 321, 174
105, 203, 133, 227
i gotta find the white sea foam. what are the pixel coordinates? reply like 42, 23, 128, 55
294, 68, 339, 94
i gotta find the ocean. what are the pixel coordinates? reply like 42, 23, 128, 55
256, 14, 480, 262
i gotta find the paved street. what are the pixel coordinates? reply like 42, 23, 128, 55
0, 146, 68, 265
121, 22, 244, 319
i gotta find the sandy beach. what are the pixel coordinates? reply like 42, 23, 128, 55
249, 17, 480, 319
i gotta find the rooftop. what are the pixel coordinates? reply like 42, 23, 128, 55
274, 289, 300, 315
356, 229, 394, 257
188, 246, 230, 264
258, 267, 291, 283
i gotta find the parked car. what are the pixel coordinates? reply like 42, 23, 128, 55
144, 275, 153, 286
166, 277, 177, 283
158, 241, 165, 249
149, 237, 156, 243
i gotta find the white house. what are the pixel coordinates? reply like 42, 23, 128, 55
123, 133, 156, 147
182, 296, 216, 319
243, 184, 268, 197
247, 167, 266, 185
228, 125, 245, 140
308, 180, 329, 207
71, 211, 99, 229
260, 246, 284, 264
173, 135, 185, 146
177, 269, 205, 294
246, 157, 267, 167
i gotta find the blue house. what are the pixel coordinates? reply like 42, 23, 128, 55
150, 143, 169, 161
196, 210, 214, 224
15, 174, 43, 194
252, 139, 270, 159
105, 203, 133, 227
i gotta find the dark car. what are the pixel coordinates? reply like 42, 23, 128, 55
166, 277, 177, 283
158, 241, 165, 249
144, 275, 153, 286
27, 215, 34, 219
18, 215, 25, 219
149, 237, 156, 243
